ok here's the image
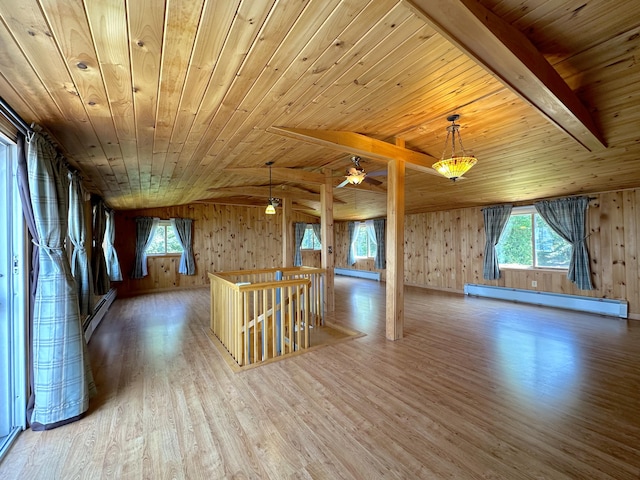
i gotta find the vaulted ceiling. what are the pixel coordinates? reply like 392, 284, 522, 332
0, 0, 638, 220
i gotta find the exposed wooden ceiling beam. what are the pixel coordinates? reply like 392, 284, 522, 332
207, 184, 346, 203
268, 127, 440, 176
404, 0, 607, 151
193, 196, 312, 211
223, 167, 326, 185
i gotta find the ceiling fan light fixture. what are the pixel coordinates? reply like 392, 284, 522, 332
345, 156, 366, 184
432, 114, 477, 181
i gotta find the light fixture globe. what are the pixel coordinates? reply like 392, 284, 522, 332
432, 114, 477, 181
265, 202, 276, 215
432, 155, 477, 181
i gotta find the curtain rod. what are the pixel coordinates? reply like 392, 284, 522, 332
0, 96, 32, 136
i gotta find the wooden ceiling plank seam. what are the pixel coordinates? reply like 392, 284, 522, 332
127, 0, 167, 202
180, 5, 424, 192
288, 23, 440, 129
195, 0, 408, 163
167, 0, 277, 185
404, 0, 607, 151
176, 0, 332, 190
39, 0, 124, 194
256, 2, 422, 132
189, 4, 420, 191
153, 0, 205, 156
0, 1, 116, 192
165, 0, 242, 148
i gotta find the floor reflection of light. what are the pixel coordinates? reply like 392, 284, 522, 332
495, 324, 581, 408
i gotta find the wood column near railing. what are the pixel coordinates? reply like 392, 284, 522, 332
386, 154, 405, 340
282, 197, 293, 267
321, 168, 335, 313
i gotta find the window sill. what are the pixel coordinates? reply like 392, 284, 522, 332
147, 253, 182, 257
499, 266, 568, 273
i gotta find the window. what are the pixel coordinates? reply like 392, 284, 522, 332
496, 206, 571, 269
146, 220, 183, 255
354, 222, 377, 259
301, 225, 321, 250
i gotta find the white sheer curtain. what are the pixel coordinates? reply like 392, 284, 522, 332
347, 221, 357, 265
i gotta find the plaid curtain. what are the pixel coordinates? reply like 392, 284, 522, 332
294, 222, 306, 266
482, 205, 513, 280
26, 131, 96, 429
171, 217, 196, 275
68, 172, 94, 316
92, 198, 110, 295
373, 218, 386, 269
104, 209, 123, 281
535, 196, 593, 290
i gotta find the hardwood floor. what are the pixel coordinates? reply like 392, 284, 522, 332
1, 277, 639, 479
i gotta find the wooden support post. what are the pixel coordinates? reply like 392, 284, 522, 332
321, 168, 335, 313
281, 197, 293, 267
386, 155, 405, 340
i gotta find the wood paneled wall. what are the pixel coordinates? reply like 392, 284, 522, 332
113, 188, 640, 318
397, 189, 640, 318
114, 204, 317, 296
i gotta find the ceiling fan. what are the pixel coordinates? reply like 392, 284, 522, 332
336, 156, 385, 188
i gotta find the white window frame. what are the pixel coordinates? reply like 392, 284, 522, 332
497, 205, 570, 271
300, 225, 321, 251
354, 222, 377, 259
145, 219, 183, 256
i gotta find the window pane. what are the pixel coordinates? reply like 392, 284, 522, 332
368, 239, 377, 258
497, 214, 533, 267
301, 228, 315, 249
534, 215, 571, 268
146, 226, 166, 254
355, 227, 368, 257
166, 226, 183, 254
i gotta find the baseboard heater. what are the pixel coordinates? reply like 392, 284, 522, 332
84, 288, 118, 342
464, 284, 628, 318
335, 268, 381, 281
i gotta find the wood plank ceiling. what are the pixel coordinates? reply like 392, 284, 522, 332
0, 0, 638, 220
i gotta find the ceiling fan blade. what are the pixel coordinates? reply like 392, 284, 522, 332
367, 170, 386, 177
336, 178, 350, 188
364, 176, 382, 186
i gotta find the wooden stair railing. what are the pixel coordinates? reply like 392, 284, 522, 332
208, 267, 324, 366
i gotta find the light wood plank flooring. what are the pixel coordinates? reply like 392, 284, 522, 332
1, 278, 639, 479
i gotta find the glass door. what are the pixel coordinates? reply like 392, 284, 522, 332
0, 134, 27, 461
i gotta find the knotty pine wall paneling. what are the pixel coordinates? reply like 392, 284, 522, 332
114, 203, 317, 296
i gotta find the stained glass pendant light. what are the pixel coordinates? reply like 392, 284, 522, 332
432, 114, 477, 181
265, 161, 277, 214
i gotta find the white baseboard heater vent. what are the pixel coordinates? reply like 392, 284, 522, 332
84, 288, 117, 342
464, 284, 628, 318
335, 268, 381, 281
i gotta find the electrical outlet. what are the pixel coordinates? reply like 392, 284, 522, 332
531, 280, 537, 287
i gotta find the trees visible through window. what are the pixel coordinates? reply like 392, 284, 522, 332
146, 220, 183, 255
354, 223, 377, 259
301, 225, 321, 250
496, 207, 571, 269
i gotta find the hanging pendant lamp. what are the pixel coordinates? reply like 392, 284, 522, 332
265, 161, 277, 214
432, 114, 477, 181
